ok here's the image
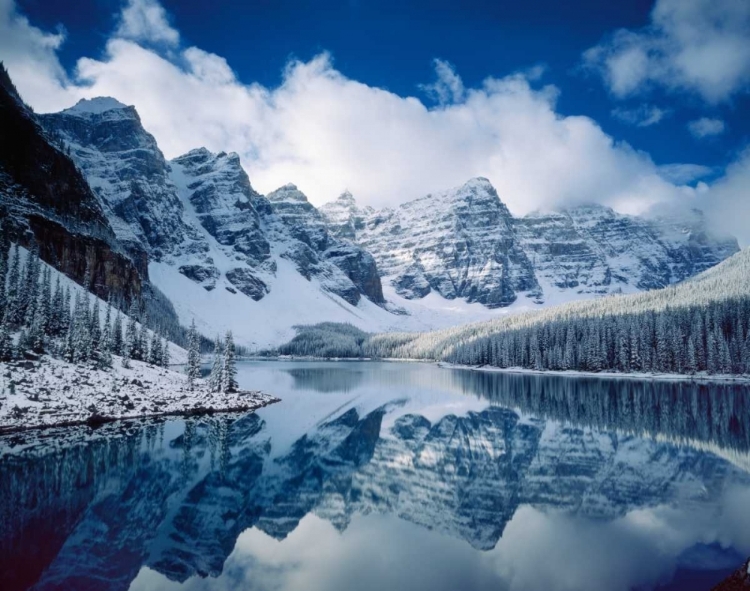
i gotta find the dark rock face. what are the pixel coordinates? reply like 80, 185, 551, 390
267, 184, 386, 305
391, 262, 432, 299
40, 98, 193, 260
0, 70, 146, 305
711, 559, 750, 591
224, 268, 268, 301
178, 264, 220, 290
324, 244, 385, 304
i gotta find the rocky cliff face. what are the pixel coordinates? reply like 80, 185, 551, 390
267, 184, 385, 304
40, 98, 195, 260
321, 179, 740, 307
0, 69, 146, 305
346, 178, 540, 307
39, 99, 386, 316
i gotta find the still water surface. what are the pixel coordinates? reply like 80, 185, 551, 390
2, 361, 750, 591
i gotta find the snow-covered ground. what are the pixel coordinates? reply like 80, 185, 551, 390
437, 362, 750, 384
0, 355, 278, 433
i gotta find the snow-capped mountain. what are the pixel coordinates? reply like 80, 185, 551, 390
31, 89, 740, 347
0, 71, 145, 307
41, 99, 395, 347
322, 180, 739, 308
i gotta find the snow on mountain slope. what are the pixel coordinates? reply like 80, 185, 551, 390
321, 181, 739, 311
40, 101, 401, 348
38, 94, 739, 348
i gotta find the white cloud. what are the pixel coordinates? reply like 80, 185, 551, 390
0, 0, 748, 245
419, 59, 465, 105
657, 163, 713, 184
687, 117, 726, 138
611, 104, 670, 127
583, 0, 750, 103
704, 148, 750, 246
116, 0, 179, 47
0, 0, 71, 111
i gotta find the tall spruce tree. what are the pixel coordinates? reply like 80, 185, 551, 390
186, 320, 201, 391
222, 331, 238, 393
209, 335, 224, 393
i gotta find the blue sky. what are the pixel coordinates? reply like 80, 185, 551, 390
16, 0, 748, 172
2, 0, 749, 241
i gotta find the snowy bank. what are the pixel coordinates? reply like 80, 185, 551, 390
437, 362, 750, 385
0, 355, 279, 433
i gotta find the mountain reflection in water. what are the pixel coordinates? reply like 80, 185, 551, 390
1, 361, 749, 591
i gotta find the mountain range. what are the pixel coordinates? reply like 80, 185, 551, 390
0, 65, 739, 348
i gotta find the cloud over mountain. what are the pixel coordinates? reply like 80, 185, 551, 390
0, 0, 748, 245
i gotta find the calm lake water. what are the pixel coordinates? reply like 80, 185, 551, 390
2, 360, 750, 591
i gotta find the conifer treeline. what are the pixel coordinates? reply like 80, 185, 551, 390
275, 296, 750, 376
442, 297, 750, 375
0, 241, 170, 368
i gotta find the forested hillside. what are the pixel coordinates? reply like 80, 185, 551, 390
276, 248, 750, 376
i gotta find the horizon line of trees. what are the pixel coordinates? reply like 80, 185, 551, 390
272, 295, 750, 377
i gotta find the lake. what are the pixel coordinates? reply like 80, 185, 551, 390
2, 360, 750, 591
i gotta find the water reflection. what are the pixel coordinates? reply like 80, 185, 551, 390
1, 361, 749, 591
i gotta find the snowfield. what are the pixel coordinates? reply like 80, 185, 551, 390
0, 355, 279, 433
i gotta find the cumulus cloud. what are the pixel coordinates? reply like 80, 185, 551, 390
687, 117, 726, 138
0, 0, 747, 244
116, 0, 179, 46
583, 0, 750, 103
705, 149, 750, 246
0, 0, 71, 112
657, 163, 713, 184
419, 59, 465, 105
611, 104, 670, 127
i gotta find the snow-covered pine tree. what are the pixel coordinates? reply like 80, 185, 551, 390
186, 320, 201, 391
162, 339, 170, 367
0, 318, 12, 361
102, 301, 112, 352
90, 299, 101, 354
125, 302, 138, 360
5, 244, 20, 326
209, 335, 224, 393
112, 311, 124, 355
0, 231, 9, 322
222, 331, 238, 393
22, 247, 40, 327
148, 330, 162, 365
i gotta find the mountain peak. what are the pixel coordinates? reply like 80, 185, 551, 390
267, 184, 310, 202
62, 97, 130, 117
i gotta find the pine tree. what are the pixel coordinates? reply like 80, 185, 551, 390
0, 230, 9, 322
0, 318, 12, 361
186, 320, 201, 391
102, 301, 112, 352
112, 311, 124, 355
90, 299, 101, 354
149, 330, 162, 365
162, 339, 171, 367
209, 335, 224, 392
5, 244, 21, 326
222, 330, 238, 393
125, 302, 138, 360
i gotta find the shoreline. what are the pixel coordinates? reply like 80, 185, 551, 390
0, 355, 280, 434
437, 362, 750, 385
0, 396, 279, 436
243, 355, 750, 384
